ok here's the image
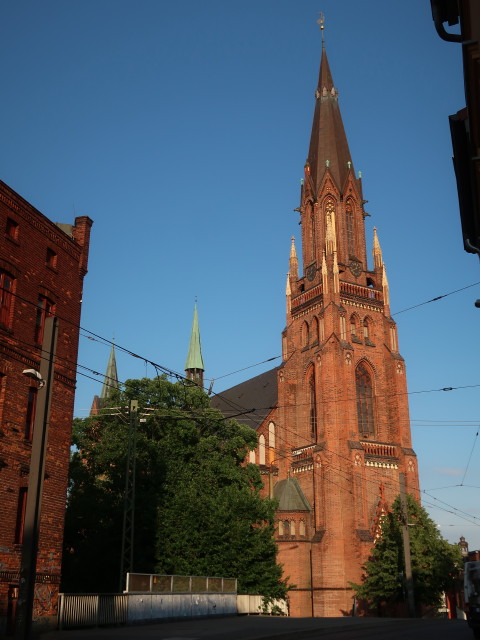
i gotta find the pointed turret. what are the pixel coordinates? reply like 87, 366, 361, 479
372, 227, 383, 271
307, 43, 354, 195
185, 304, 205, 386
100, 343, 119, 399
289, 237, 299, 281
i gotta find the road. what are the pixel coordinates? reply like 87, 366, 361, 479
41, 615, 474, 640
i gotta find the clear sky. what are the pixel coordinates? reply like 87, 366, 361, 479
2, 1, 479, 550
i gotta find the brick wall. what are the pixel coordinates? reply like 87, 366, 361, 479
0, 180, 92, 634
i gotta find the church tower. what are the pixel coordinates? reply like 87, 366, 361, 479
212, 33, 420, 618
90, 343, 120, 414
275, 39, 420, 616
185, 304, 205, 387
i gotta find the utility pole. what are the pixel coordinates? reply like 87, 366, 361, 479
119, 399, 138, 592
15, 316, 58, 640
399, 473, 415, 617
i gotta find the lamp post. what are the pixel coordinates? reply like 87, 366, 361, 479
15, 316, 58, 640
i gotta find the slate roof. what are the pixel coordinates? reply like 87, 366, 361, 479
307, 43, 354, 196
274, 477, 312, 512
210, 367, 279, 431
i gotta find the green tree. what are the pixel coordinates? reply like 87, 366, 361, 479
352, 495, 462, 614
62, 377, 286, 598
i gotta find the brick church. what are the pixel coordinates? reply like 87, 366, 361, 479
212, 40, 420, 617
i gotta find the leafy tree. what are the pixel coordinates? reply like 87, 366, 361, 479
62, 377, 286, 598
351, 495, 462, 614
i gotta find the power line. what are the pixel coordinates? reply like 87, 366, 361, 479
392, 281, 480, 315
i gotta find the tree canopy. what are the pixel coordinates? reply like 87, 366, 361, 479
352, 494, 462, 614
62, 376, 286, 598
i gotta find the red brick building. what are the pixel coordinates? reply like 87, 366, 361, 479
212, 43, 420, 617
0, 180, 92, 633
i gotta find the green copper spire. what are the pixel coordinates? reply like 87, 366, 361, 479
185, 304, 204, 385
100, 343, 120, 399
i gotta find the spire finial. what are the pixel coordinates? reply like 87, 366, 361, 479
317, 12, 325, 45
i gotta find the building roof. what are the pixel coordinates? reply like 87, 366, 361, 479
210, 366, 279, 431
274, 477, 312, 511
307, 43, 354, 196
185, 304, 204, 372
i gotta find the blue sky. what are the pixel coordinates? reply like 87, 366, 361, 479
2, 1, 479, 549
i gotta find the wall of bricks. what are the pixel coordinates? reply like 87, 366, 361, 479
0, 180, 92, 634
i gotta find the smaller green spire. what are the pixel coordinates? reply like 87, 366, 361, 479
185, 304, 204, 380
100, 343, 119, 399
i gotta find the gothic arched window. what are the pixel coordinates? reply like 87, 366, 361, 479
356, 364, 375, 436
346, 199, 355, 257
312, 316, 319, 344
307, 367, 317, 440
259, 434, 266, 465
301, 321, 309, 348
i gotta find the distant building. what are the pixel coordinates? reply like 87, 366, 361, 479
212, 41, 420, 617
0, 180, 92, 633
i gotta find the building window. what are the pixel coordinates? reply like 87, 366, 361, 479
15, 488, 28, 544
249, 449, 255, 464
283, 520, 290, 537
259, 434, 266, 465
319, 316, 324, 341
301, 321, 309, 348
346, 200, 355, 256
356, 364, 375, 436
6, 218, 19, 241
35, 296, 55, 344
278, 521, 284, 536
308, 368, 317, 440
0, 270, 15, 328
299, 520, 306, 537
340, 315, 346, 340
268, 421, 275, 450
25, 387, 37, 441
350, 318, 356, 337
363, 318, 369, 339
46, 248, 57, 269
290, 520, 296, 537
312, 317, 319, 344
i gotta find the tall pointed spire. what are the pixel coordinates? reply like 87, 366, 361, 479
100, 343, 119, 399
307, 43, 354, 195
372, 227, 383, 270
289, 236, 299, 280
185, 303, 204, 386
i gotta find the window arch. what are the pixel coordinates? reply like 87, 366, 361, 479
259, 434, 266, 465
345, 199, 356, 256
278, 520, 284, 536
356, 364, 375, 436
299, 520, 306, 537
312, 316, 319, 344
290, 520, 296, 537
350, 314, 359, 339
301, 321, 309, 348
0, 270, 15, 328
283, 520, 290, 537
363, 317, 374, 344
249, 449, 256, 464
307, 366, 317, 440
268, 421, 275, 450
